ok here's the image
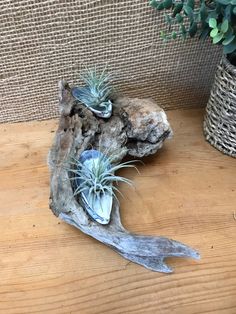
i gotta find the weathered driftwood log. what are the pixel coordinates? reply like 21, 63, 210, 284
48, 81, 200, 273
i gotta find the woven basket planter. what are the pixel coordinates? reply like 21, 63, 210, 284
204, 55, 236, 157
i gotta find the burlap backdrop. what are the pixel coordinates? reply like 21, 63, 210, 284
0, 0, 222, 123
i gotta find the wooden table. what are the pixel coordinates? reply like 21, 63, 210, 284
1, 108, 236, 314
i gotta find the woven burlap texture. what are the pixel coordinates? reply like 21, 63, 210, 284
204, 55, 236, 157
0, 0, 222, 123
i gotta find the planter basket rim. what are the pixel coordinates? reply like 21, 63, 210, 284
222, 54, 236, 77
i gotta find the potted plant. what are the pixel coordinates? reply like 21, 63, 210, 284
149, 0, 236, 157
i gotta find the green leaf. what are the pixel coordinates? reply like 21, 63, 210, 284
213, 33, 224, 43
163, 0, 172, 9
200, 2, 208, 22
165, 13, 172, 24
209, 18, 217, 28
208, 11, 218, 19
157, 2, 165, 10
176, 13, 183, 23
225, 24, 233, 35
172, 31, 177, 39
217, 0, 230, 5
189, 22, 198, 37
180, 24, 187, 39
160, 30, 167, 40
199, 27, 210, 40
183, 4, 193, 18
224, 4, 232, 20
215, 1, 221, 13
187, 0, 195, 9
223, 38, 236, 53
194, 12, 201, 23
233, 6, 236, 14
172, 3, 183, 17
222, 34, 235, 44
221, 19, 229, 33
231, 0, 236, 4
149, 0, 158, 8
210, 28, 219, 38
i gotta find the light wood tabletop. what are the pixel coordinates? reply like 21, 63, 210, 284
0, 108, 236, 314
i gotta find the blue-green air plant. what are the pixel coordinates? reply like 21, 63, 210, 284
68, 150, 138, 225
71, 68, 113, 118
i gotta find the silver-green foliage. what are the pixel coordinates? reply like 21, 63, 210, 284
149, 0, 236, 54
76, 68, 113, 110
68, 153, 138, 202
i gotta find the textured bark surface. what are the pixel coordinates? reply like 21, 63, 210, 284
48, 81, 200, 273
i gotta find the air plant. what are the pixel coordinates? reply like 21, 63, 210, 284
68, 149, 138, 224
71, 67, 113, 118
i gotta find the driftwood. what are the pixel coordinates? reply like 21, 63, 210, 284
48, 81, 200, 273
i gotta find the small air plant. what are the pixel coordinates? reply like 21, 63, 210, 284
71, 67, 113, 118
68, 149, 138, 225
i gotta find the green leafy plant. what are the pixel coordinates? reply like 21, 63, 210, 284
149, 0, 236, 55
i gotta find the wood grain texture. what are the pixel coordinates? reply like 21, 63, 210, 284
0, 108, 236, 314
